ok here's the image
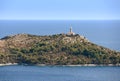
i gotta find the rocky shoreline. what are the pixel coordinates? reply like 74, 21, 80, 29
0, 63, 120, 67
0, 63, 18, 66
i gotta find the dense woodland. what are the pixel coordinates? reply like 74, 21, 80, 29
0, 34, 120, 65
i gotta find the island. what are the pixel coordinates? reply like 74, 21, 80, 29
0, 28, 120, 65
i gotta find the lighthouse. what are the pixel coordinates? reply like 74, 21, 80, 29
70, 27, 72, 33
67, 26, 75, 35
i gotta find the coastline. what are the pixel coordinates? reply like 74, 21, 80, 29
35, 64, 120, 67
0, 63, 18, 66
61, 64, 120, 67
0, 63, 120, 67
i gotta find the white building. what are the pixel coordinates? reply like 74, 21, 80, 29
67, 26, 75, 35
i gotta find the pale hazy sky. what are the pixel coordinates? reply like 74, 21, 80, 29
0, 0, 120, 20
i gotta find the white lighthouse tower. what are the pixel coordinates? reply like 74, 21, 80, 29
70, 26, 72, 33
67, 26, 75, 35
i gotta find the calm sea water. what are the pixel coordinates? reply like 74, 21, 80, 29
0, 20, 120, 51
0, 65, 120, 81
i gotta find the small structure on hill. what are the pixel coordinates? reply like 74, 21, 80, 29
67, 26, 75, 35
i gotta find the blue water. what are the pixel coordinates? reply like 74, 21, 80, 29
0, 65, 120, 81
0, 20, 120, 51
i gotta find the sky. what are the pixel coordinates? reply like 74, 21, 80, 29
0, 0, 120, 20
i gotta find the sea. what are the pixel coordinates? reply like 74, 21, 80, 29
0, 20, 120, 51
0, 65, 120, 81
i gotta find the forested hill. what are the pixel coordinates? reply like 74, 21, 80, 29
0, 34, 120, 65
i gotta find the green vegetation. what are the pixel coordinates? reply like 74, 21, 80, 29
0, 34, 120, 65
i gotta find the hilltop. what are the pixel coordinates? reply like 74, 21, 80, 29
0, 33, 120, 65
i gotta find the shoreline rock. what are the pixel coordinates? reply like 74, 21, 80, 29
0, 63, 120, 67
0, 63, 18, 66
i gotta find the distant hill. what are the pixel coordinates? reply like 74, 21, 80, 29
0, 33, 120, 65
